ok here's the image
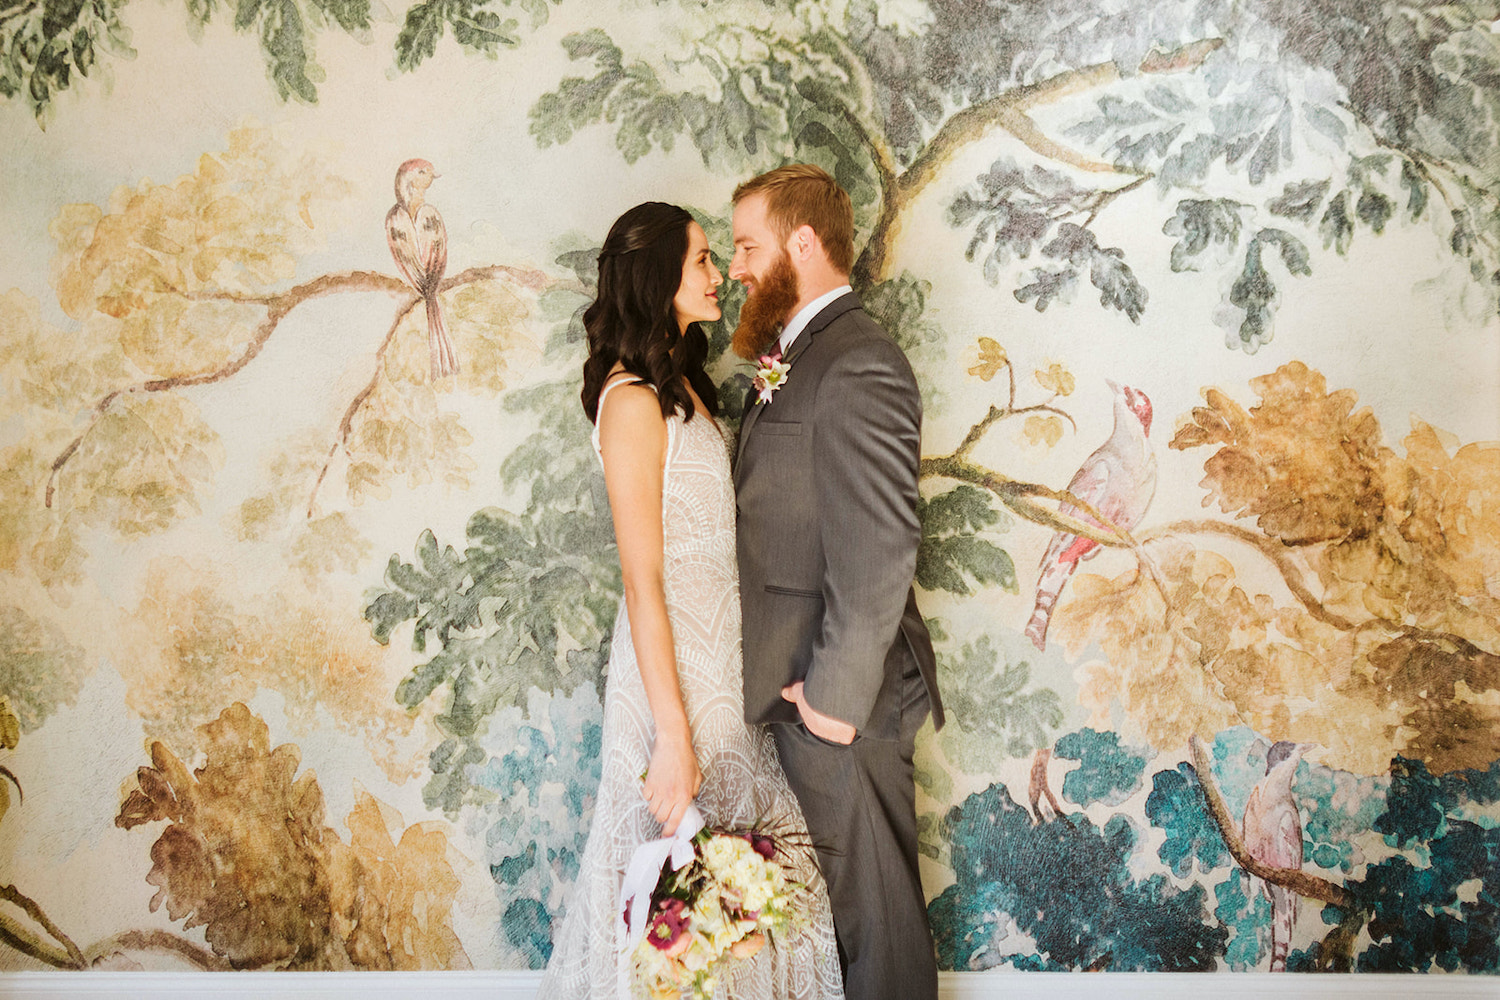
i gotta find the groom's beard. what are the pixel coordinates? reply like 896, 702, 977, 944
732, 252, 800, 360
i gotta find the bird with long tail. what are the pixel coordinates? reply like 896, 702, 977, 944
1024, 380, 1156, 649
386, 158, 457, 380
1243, 741, 1313, 971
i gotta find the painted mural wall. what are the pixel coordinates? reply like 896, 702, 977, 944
1, 0, 1497, 979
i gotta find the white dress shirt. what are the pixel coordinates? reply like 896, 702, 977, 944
778, 284, 852, 356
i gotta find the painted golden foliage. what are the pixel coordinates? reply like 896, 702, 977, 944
1058, 362, 1500, 774
115, 704, 468, 971
50, 124, 349, 326
123, 558, 416, 778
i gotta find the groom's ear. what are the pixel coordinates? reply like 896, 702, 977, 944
788, 223, 822, 263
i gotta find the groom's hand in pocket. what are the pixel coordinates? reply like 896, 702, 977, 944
782, 681, 857, 745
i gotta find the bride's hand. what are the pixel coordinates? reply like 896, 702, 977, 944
643, 730, 702, 836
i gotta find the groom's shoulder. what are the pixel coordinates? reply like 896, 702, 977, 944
821, 303, 913, 373
821, 298, 899, 352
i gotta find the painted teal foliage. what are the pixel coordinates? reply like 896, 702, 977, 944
1145, 762, 1230, 877
1055, 727, 1147, 807
1334, 757, 1500, 974
473, 684, 603, 966
930, 781, 1227, 971
502, 898, 553, 966
1297, 760, 1388, 874
1214, 868, 1270, 971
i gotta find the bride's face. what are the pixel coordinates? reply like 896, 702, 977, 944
673, 221, 723, 332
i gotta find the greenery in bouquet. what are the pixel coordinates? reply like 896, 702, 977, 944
629, 826, 805, 999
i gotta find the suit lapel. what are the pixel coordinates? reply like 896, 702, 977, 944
735, 291, 862, 478
736, 379, 766, 477
784, 291, 858, 367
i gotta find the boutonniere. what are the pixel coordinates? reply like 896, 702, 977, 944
752, 354, 790, 404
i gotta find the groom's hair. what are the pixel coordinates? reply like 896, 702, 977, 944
733, 164, 854, 275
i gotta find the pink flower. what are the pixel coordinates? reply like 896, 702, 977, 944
647, 898, 691, 957
730, 932, 766, 959
748, 833, 776, 860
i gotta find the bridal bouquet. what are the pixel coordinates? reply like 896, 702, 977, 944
621, 805, 802, 999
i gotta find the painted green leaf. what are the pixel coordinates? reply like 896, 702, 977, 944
1400, 161, 1429, 220
1319, 191, 1354, 254
1257, 228, 1313, 276
1227, 238, 1277, 352
1267, 179, 1330, 222
0, 698, 18, 750
1163, 198, 1245, 272
1357, 188, 1394, 234
937, 636, 1063, 768
916, 485, 1016, 597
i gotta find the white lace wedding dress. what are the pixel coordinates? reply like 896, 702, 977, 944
538, 378, 843, 999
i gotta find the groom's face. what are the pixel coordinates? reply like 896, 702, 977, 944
730, 192, 801, 359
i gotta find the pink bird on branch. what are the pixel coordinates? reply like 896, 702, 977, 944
1243, 741, 1313, 971
386, 158, 457, 381
1025, 380, 1156, 649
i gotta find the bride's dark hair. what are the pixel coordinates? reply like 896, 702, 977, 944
581, 202, 719, 424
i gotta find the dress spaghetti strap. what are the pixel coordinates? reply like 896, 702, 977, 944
591, 375, 676, 467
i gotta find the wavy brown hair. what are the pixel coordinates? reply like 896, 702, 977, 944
580, 202, 719, 424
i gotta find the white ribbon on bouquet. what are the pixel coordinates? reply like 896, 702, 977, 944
618, 803, 707, 951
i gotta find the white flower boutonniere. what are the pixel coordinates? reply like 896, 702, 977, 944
752, 355, 790, 404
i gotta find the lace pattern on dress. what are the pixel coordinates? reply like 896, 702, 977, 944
539, 376, 843, 999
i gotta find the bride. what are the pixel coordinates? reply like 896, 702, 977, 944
536, 202, 843, 999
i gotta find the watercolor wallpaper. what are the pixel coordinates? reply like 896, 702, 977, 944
1, 0, 1498, 979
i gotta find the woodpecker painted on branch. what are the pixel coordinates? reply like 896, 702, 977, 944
1243, 741, 1312, 972
386, 159, 457, 380
1024, 381, 1156, 649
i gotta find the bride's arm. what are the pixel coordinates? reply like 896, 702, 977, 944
597, 381, 702, 836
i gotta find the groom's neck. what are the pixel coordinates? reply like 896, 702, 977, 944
783, 263, 850, 325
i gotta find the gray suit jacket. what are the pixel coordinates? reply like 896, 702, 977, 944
735, 293, 943, 740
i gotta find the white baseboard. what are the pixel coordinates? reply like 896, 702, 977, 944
0, 971, 1493, 998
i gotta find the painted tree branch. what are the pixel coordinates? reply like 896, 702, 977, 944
85, 929, 231, 971
306, 299, 421, 518
45, 270, 405, 508
304, 264, 559, 518
823, 28, 899, 199
0, 883, 85, 969
1082, 174, 1151, 227
854, 38, 1225, 283
0, 0, 33, 25
1187, 735, 1357, 911
919, 454, 1125, 549
1142, 519, 1362, 633
45, 264, 553, 509
929, 399, 1375, 637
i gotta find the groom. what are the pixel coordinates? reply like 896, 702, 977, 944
730, 164, 944, 1000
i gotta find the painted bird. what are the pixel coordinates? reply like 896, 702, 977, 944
386, 158, 457, 380
1024, 380, 1156, 649
1243, 741, 1312, 971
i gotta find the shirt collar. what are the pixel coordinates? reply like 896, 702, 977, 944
778, 284, 852, 354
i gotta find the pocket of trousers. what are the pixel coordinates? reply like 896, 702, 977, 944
798, 721, 860, 749
765, 584, 821, 598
